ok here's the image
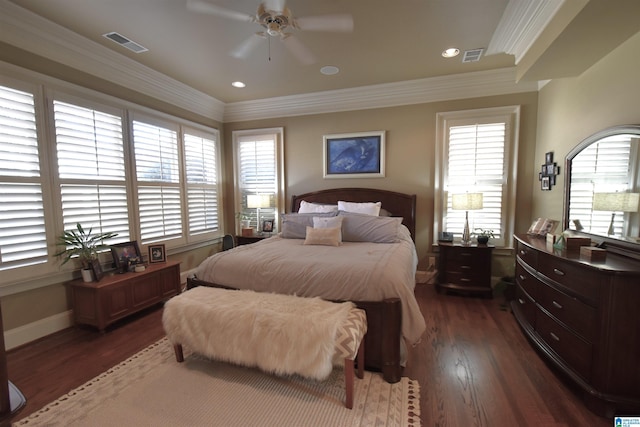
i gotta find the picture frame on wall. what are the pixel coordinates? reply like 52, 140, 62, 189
323, 131, 385, 178
148, 244, 166, 263
541, 175, 551, 191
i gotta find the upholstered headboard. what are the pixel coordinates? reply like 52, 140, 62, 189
291, 188, 417, 241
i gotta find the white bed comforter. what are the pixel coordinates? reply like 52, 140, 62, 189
194, 231, 426, 345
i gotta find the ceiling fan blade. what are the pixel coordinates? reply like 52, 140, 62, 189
295, 14, 354, 32
186, 0, 255, 22
263, 0, 286, 13
281, 35, 316, 65
230, 34, 265, 59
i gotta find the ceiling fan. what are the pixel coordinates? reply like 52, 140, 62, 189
187, 0, 354, 64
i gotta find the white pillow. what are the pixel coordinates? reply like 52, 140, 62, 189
313, 215, 344, 242
337, 200, 382, 216
303, 226, 341, 247
298, 200, 339, 214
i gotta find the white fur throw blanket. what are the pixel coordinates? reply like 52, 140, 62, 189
163, 287, 355, 381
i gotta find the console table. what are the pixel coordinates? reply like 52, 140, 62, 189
513, 234, 640, 417
71, 260, 181, 332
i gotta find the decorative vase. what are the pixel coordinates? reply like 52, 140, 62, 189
477, 235, 489, 245
81, 268, 94, 282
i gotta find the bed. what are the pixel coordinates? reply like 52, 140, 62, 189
187, 188, 426, 383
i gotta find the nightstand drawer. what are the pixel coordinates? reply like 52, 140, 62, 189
537, 283, 596, 343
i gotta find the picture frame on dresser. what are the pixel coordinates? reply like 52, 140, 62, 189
89, 259, 104, 281
110, 241, 142, 271
148, 244, 166, 263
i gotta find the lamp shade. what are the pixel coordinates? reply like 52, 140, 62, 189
247, 194, 271, 209
592, 192, 640, 212
451, 193, 483, 210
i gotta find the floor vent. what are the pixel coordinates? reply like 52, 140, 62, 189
103, 32, 148, 53
462, 48, 484, 63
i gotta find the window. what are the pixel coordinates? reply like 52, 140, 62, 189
233, 128, 284, 233
435, 106, 520, 247
0, 83, 48, 271
52, 99, 130, 244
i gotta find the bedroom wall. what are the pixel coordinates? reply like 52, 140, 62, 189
222, 92, 540, 270
532, 30, 640, 223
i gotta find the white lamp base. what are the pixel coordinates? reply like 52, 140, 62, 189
461, 210, 471, 245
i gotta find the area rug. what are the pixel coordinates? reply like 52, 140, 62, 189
14, 338, 421, 426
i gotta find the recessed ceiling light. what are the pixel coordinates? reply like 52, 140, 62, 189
232, 81, 246, 88
441, 48, 460, 58
320, 66, 340, 76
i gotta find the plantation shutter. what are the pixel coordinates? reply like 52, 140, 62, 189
53, 100, 130, 243
133, 120, 182, 243
568, 135, 634, 235
0, 85, 48, 270
184, 131, 220, 235
445, 122, 506, 241
236, 134, 277, 228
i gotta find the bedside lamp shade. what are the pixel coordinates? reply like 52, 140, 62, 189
451, 193, 483, 245
592, 192, 640, 235
247, 194, 272, 234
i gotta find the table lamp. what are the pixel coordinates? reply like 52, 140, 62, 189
247, 194, 271, 234
592, 192, 640, 235
452, 193, 483, 245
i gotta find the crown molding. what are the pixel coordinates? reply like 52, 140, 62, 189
486, 0, 565, 63
0, 0, 225, 122
224, 68, 539, 122
2, 0, 541, 125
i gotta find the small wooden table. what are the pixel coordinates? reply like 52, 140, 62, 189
235, 235, 268, 246
437, 242, 494, 297
71, 260, 181, 332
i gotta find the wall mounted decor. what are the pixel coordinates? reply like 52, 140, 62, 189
323, 131, 385, 178
539, 151, 560, 190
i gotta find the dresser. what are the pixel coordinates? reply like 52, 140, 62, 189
513, 234, 640, 417
71, 260, 181, 332
437, 242, 494, 297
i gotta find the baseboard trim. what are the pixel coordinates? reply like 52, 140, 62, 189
4, 310, 74, 351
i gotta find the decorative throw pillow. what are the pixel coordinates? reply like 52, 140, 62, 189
298, 200, 339, 214
338, 211, 403, 243
281, 212, 336, 239
303, 226, 341, 247
313, 215, 344, 242
337, 200, 382, 216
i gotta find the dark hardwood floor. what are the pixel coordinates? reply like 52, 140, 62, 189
4, 284, 610, 426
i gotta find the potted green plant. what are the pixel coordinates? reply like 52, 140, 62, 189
55, 223, 118, 282
236, 212, 251, 229
474, 228, 494, 245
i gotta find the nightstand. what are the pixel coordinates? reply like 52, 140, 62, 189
235, 235, 268, 246
437, 242, 494, 297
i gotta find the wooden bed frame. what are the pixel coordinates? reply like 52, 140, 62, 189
188, 188, 417, 384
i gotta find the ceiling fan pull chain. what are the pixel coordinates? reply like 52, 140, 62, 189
268, 36, 272, 62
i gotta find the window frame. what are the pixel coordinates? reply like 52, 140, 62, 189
434, 106, 520, 248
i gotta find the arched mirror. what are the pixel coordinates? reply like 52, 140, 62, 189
564, 125, 640, 249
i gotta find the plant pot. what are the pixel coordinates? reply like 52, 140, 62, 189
81, 268, 94, 283
240, 220, 251, 229
477, 235, 489, 245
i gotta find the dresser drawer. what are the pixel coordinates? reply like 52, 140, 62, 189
513, 283, 536, 328
516, 240, 538, 269
537, 283, 596, 343
515, 262, 539, 301
537, 253, 601, 304
536, 310, 593, 381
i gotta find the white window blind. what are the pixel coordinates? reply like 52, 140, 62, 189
568, 135, 634, 235
234, 132, 279, 230
185, 131, 220, 235
53, 100, 130, 243
133, 120, 182, 243
0, 85, 48, 270
436, 106, 519, 248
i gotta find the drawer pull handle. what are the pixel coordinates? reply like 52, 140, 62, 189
552, 301, 563, 309
553, 268, 565, 276
518, 274, 526, 281
519, 250, 526, 256
460, 278, 471, 282
460, 266, 471, 270
518, 298, 525, 305
550, 332, 560, 342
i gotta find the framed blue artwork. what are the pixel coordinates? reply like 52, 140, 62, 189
323, 131, 385, 178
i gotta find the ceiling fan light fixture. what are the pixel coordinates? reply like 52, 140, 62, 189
442, 48, 460, 58
320, 66, 339, 75
232, 81, 246, 88
266, 21, 281, 36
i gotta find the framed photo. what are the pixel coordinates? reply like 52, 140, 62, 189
545, 152, 553, 164
541, 175, 551, 191
148, 244, 166, 263
90, 259, 104, 281
110, 241, 142, 270
262, 219, 274, 233
323, 131, 385, 178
